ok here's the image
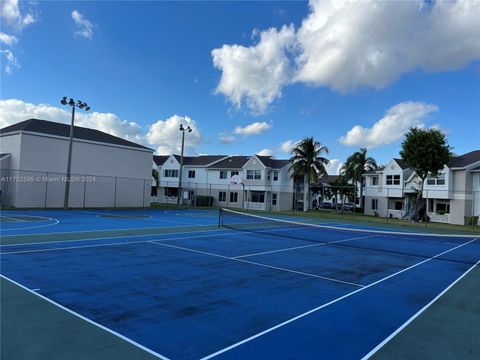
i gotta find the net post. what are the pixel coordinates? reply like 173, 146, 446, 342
218, 208, 223, 228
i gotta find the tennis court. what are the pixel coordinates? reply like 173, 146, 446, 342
1, 208, 479, 359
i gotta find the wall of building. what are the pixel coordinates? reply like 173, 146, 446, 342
1, 132, 152, 208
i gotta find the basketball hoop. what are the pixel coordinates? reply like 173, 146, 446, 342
230, 175, 243, 185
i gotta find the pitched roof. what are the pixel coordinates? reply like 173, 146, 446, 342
173, 154, 227, 166
208, 156, 250, 169
153, 155, 169, 166
257, 156, 290, 169
318, 175, 339, 184
448, 150, 480, 168
393, 158, 408, 170
0, 118, 152, 150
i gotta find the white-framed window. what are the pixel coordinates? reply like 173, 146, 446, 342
188, 170, 195, 178
250, 191, 265, 203
386, 175, 400, 185
164, 169, 179, 178
165, 188, 178, 197
254, 170, 261, 180
220, 171, 228, 179
372, 176, 379, 186
219, 191, 226, 202
273, 171, 279, 181
230, 192, 238, 203
267, 171, 271, 181
427, 174, 445, 186
394, 201, 403, 210
272, 193, 277, 206
231, 171, 239, 177
372, 199, 378, 210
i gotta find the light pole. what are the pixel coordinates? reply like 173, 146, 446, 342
177, 124, 192, 208
60, 97, 90, 209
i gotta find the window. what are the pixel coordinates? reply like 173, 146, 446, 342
231, 171, 239, 177
427, 174, 445, 186
272, 193, 277, 206
254, 170, 261, 180
386, 175, 400, 185
267, 171, 271, 181
250, 191, 265, 203
371, 199, 378, 210
165, 187, 178, 197
394, 201, 403, 210
230, 192, 238, 203
246, 170, 254, 179
273, 171, 278, 181
372, 176, 379, 186
220, 171, 228, 179
151, 186, 157, 196
164, 169, 178, 178
188, 170, 195, 179
219, 191, 226, 202
436, 202, 450, 214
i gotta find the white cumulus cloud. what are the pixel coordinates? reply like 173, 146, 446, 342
0, 99, 204, 155
212, 25, 296, 114
219, 134, 236, 144
212, 0, 480, 113
72, 10, 94, 39
279, 139, 299, 153
325, 159, 343, 175
0, 0, 37, 30
338, 101, 439, 149
146, 115, 202, 155
257, 148, 273, 157
0, 32, 18, 45
234, 121, 272, 136
1, 49, 20, 74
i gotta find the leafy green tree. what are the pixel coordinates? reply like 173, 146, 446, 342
289, 137, 329, 211
400, 128, 451, 220
341, 148, 377, 209
151, 169, 160, 196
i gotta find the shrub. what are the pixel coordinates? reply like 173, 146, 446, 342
464, 216, 479, 226
196, 195, 214, 207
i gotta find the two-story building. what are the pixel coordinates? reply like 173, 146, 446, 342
152, 154, 294, 211
364, 151, 480, 225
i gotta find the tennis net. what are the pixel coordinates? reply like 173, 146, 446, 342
219, 208, 480, 265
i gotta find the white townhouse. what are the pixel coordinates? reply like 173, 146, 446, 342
364, 151, 480, 225
152, 154, 294, 211
0, 118, 154, 208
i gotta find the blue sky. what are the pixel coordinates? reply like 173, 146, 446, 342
1, 0, 479, 174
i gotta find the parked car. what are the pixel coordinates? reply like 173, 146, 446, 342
320, 201, 333, 209
341, 203, 355, 211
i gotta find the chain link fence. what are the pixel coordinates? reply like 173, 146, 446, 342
1, 168, 151, 209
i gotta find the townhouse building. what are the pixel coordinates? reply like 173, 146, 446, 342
152, 154, 294, 211
364, 151, 480, 225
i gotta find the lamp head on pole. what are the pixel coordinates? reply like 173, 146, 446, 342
60, 96, 67, 105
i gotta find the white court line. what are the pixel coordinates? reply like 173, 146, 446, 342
0, 231, 233, 255
1, 215, 26, 222
1, 218, 60, 231
148, 241, 364, 288
233, 235, 379, 259
361, 258, 480, 360
1, 222, 214, 237
0, 275, 170, 360
0, 227, 225, 248
199, 237, 479, 360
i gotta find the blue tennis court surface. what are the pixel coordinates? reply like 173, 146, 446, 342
1, 209, 479, 359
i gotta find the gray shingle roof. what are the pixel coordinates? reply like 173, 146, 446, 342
257, 156, 290, 169
0, 119, 152, 150
173, 155, 227, 166
208, 156, 250, 169
448, 150, 480, 168
393, 158, 408, 170
153, 155, 169, 166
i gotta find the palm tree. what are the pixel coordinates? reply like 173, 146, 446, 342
152, 169, 160, 197
324, 176, 354, 214
341, 148, 377, 209
289, 137, 329, 211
